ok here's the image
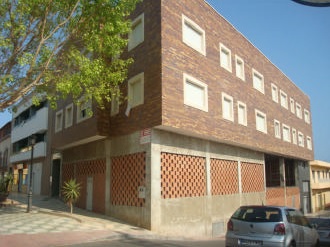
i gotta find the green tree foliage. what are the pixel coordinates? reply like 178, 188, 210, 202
62, 178, 81, 214
0, 0, 140, 110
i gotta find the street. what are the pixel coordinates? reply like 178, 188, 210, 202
62, 238, 226, 247
1, 194, 226, 247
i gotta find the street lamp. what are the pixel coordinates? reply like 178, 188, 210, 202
27, 134, 36, 213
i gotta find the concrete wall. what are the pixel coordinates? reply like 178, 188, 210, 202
151, 129, 265, 237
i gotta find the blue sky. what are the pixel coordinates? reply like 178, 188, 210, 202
0, 0, 329, 162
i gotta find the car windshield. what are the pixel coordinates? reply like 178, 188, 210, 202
232, 206, 282, 223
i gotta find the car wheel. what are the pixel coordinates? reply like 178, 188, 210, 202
288, 241, 296, 247
314, 240, 320, 247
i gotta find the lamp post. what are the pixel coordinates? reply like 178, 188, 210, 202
27, 135, 36, 213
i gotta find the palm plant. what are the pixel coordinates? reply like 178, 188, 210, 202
0, 173, 14, 202
61, 179, 81, 214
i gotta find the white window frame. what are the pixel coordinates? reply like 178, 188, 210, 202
282, 124, 291, 142
274, 119, 281, 139
271, 83, 278, 103
65, 104, 73, 128
128, 13, 144, 51
255, 109, 267, 133
252, 69, 264, 94
222, 93, 234, 122
235, 55, 245, 81
55, 110, 63, 133
77, 97, 92, 123
307, 136, 313, 150
128, 72, 144, 108
292, 128, 297, 145
290, 98, 295, 114
298, 131, 304, 147
237, 101, 247, 126
296, 103, 302, 119
183, 73, 208, 112
304, 109, 311, 124
220, 43, 232, 72
280, 90, 288, 109
182, 14, 206, 55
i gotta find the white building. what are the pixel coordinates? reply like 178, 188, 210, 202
10, 99, 50, 195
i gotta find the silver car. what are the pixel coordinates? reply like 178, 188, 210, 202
225, 205, 320, 247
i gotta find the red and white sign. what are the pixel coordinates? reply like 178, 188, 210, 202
140, 128, 151, 144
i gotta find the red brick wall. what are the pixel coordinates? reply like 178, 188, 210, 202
111, 152, 146, 207
109, 0, 162, 137
266, 187, 300, 209
160, 0, 313, 160
241, 162, 265, 193
161, 152, 206, 199
266, 187, 286, 206
211, 159, 239, 195
62, 159, 106, 214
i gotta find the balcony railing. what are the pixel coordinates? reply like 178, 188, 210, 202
10, 142, 46, 163
311, 179, 330, 190
11, 107, 48, 143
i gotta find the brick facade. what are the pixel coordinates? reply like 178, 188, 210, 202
50, 0, 313, 237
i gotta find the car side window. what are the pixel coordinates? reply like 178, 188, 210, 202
285, 209, 311, 227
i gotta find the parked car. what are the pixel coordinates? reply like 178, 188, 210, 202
307, 217, 330, 247
225, 205, 319, 247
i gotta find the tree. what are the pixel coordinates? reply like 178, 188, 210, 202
62, 179, 81, 214
0, 0, 140, 111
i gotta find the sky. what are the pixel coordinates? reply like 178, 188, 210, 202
0, 0, 329, 161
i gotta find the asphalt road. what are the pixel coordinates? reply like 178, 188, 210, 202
62, 238, 226, 247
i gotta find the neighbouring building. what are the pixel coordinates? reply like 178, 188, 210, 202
51, 0, 314, 237
310, 160, 330, 213
10, 99, 52, 195
0, 122, 11, 179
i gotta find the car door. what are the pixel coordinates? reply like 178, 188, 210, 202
300, 214, 317, 247
285, 209, 305, 246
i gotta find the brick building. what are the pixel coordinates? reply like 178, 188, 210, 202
51, 0, 314, 237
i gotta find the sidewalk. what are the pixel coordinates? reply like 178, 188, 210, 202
0, 192, 158, 246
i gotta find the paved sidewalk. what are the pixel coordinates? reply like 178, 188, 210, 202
0, 192, 157, 246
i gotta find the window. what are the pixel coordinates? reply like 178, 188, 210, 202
304, 109, 310, 124
280, 90, 288, 109
292, 128, 297, 145
271, 84, 278, 103
252, 69, 264, 94
128, 13, 144, 51
298, 132, 304, 147
77, 98, 92, 123
128, 72, 144, 108
235, 55, 245, 81
182, 15, 206, 55
255, 109, 267, 133
65, 104, 73, 128
282, 124, 291, 142
184, 73, 208, 111
237, 101, 247, 126
290, 98, 295, 113
307, 136, 312, 150
222, 93, 234, 121
55, 110, 63, 133
296, 103, 302, 119
220, 43, 232, 72
274, 120, 281, 139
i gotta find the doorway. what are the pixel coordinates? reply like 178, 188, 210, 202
86, 176, 93, 211
51, 159, 61, 197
